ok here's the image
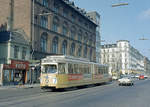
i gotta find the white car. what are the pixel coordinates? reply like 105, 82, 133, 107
144, 75, 148, 79
118, 77, 134, 86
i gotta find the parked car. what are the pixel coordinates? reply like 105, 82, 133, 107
144, 75, 148, 79
118, 77, 134, 86
112, 76, 118, 80
139, 75, 145, 80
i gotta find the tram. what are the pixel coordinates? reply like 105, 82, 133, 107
40, 55, 111, 90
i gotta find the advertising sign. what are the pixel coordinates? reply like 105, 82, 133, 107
3, 60, 29, 70
68, 74, 83, 81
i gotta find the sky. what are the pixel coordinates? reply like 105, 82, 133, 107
73, 0, 150, 58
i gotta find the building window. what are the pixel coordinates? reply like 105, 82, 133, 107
40, 16, 48, 28
78, 30, 82, 42
84, 46, 87, 58
53, 5, 59, 13
52, 16, 59, 32
40, 33, 47, 52
77, 46, 82, 57
42, 0, 48, 7
22, 47, 27, 60
71, 14, 75, 22
62, 21, 68, 36
36, 0, 41, 3
62, 40, 67, 55
70, 26, 76, 39
52, 23, 58, 32
89, 36, 92, 46
70, 43, 75, 56
52, 37, 58, 54
63, 9, 68, 17
84, 32, 88, 43
14, 46, 19, 59
90, 49, 92, 60
62, 26, 67, 36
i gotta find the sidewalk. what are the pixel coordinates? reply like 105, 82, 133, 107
0, 84, 40, 90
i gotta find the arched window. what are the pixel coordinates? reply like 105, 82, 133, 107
77, 46, 82, 57
70, 43, 75, 56
52, 36, 58, 54
40, 32, 47, 52
62, 40, 67, 55
52, 16, 59, 32
84, 46, 87, 58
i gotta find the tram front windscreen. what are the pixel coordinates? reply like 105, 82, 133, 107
42, 65, 57, 74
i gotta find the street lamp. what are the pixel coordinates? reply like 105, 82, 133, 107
112, 3, 129, 7
38, 13, 53, 16
139, 36, 149, 40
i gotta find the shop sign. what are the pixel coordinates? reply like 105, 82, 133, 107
3, 60, 29, 70
11, 60, 29, 70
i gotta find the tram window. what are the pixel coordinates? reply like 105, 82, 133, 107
74, 64, 79, 74
43, 65, 57, 73
78, 65, 82, 74
83, 65, 86, 74
58, 63, 66, 74
86, 65, 90, 74
68, 63, 73, 74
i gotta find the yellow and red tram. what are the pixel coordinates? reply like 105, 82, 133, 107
40, 55, 111, 90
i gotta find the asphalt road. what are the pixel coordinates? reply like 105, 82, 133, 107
0, 79, 150, 107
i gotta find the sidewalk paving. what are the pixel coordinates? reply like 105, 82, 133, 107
0, 84, 40, 90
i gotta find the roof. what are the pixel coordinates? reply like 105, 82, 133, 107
0, 31, 11, 42
0, 31, 30, 45
62, 0, 97, 26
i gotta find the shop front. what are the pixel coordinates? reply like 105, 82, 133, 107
2, 60, 29, 85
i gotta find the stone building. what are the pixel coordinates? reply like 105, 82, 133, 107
0, 30, 30, 85
0, 0, 97, 62
144, 57, 150, 75
101, 40, 145, 75
87, 11, 101, 63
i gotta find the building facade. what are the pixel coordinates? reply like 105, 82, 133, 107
101, 40, 145, 75
0, 0, 97, 62
0, 31, 30, 85
87, 11, 101, 63
144, 57, 150, 75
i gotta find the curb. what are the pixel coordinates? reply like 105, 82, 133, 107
0, 84, 40, 90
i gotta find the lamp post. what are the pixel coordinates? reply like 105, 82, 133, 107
112, 3, 129, 7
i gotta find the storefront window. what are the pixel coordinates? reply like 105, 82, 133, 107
3, 70, 10, 84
